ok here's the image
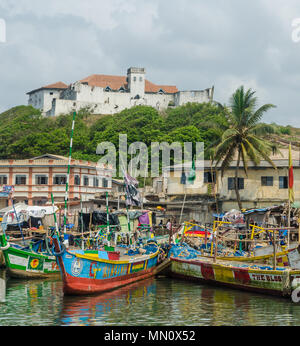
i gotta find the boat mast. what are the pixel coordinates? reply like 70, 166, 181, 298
51, 193, 59, 238
64, 111, 76, 234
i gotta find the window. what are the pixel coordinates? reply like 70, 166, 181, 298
74, 175, 80, 185
228, 177, 244, 190
93, 177, 99, 187
35, 175, 48, 185
279, 176, 288, 189
139, 76, 143, 82
83, 176, 89, 186
0, 175, 7, 185
261, 176, 273, 186
53, 175, 66, 185
133, 77, 136, 82
102, 178, 108, 188
204, 172, 216, 183
50, 92, 53, 95
15, 175, 26, 185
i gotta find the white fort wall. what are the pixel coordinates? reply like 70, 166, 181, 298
28, 67, 214, 116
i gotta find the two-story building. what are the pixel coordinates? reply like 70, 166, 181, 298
158, 148, 300, 213
0, 154, 112, 208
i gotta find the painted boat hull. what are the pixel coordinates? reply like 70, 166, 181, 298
170, 256, 300, 297
54, 240, 161, 295
0, 240, 60, 279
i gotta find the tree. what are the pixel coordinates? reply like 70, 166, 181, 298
212, 86, 278, 210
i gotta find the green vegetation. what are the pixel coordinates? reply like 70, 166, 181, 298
0, 102, 228, 164
0, 90, 291, 186
212, 86, 278, 210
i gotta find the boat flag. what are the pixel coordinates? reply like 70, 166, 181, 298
123, 170, 141, 207
289, 143, 294, 203
187, 156, 196, 184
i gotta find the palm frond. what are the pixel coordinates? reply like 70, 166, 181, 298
247, 104, 276, 127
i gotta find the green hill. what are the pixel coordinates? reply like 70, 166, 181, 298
0, 103, 293, 165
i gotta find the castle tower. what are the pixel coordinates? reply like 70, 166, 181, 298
127, 67, 145, 99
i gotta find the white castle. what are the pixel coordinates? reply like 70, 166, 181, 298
27, 67, 214, 116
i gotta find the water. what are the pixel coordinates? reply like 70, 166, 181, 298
0, 269, 299, 326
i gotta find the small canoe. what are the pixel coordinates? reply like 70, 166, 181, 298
53, 236, 164, 295
0, 233, 60, 279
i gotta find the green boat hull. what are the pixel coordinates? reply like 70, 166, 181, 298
0, 235, 60, 279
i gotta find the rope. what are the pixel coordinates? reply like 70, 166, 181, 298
0, 242, 10, 251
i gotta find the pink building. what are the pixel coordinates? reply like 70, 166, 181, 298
0, 154, 112, 208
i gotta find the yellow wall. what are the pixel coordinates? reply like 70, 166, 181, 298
166, 166, 295, 206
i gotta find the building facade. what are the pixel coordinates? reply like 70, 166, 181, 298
0, 154, 112, 209
27, 67, 214, 116
158, 148, 300, 212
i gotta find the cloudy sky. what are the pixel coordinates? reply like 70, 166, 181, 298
1, 0, 300, 126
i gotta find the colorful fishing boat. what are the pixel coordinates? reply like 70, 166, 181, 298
0, 233, 60, 279
52, 236, 168, 295
182, 220, 297, 266
168, 244, 300, 297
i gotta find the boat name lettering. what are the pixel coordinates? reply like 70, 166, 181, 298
251, 274, 282, 282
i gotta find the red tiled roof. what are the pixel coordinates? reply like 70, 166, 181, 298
145, 80, 178, 94
80, 74, 178, 94
27, 81, 68, 94
42, 81, 68, 89
80, 75, 128, 90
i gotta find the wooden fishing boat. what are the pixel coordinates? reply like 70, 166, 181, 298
168, 244, 300, 297
0, 233, 60, 279
182, 221, 297, 266
53, 236, 168, 295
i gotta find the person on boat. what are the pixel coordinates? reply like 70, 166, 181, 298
166, 219, 171, 231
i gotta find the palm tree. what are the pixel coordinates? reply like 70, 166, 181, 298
212, 86, 279, 210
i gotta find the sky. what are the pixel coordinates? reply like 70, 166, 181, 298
0, 0, 300, 126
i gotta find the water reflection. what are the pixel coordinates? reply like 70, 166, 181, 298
60, 278, 157, 326
0, 270, 6, 303
1, 268, 300, 326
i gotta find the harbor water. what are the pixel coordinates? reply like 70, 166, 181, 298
0, 268, 299, 326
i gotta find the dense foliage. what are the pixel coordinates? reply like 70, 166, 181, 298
0, 102, 227, 159
0, 102, 290, 176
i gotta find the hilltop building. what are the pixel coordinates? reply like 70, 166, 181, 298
27, 67, 214, 116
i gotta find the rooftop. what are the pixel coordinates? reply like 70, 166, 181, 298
27, 81, 68, 95
80, 74, 178, 94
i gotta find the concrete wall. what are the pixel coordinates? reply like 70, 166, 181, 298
174, 89, 213, 106
163, 165, 298, 211
28, 89, 63, 114
43, 80, 213, 116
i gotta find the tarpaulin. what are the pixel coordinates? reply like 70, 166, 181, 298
78, 211, 120, 231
